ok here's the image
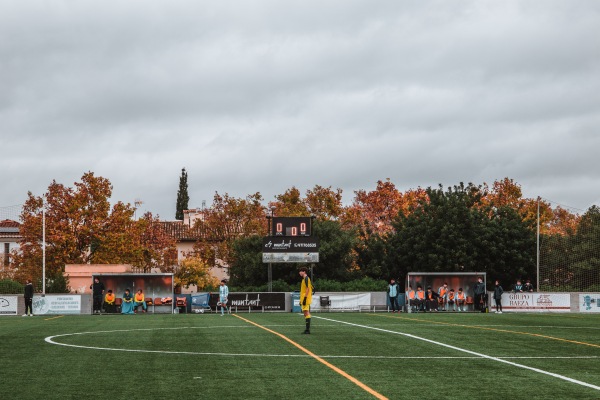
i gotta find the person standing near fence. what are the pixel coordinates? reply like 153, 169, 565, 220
523, 279, 534, 292
388, 278, 400, 313
473, 277, 486, 311
299, 267, 313, 334
23, 279, 34, 317
90, 277, 105, 315
513, 280, 523, 293
218, 280, 229, 316
493, 280, 504, 314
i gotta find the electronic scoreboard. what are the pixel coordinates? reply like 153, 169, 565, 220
271, 216, 312, 237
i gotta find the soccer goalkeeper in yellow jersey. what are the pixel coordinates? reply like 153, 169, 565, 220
299, 267, 313, 334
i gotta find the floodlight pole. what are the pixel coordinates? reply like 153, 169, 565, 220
267, 206, 275, 293
42, 197, 46, 295
536, 196, 540, 292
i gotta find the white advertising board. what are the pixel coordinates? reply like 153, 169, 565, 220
310, 293, 371, 311
33, 295, 81, 315
579, 294, 600, 313
501, 293, 570, 312
0, 296, 18, 315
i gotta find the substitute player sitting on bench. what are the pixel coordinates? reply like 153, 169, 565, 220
446, 288, 457, 311
133, 289, 147, 313
104, 289, 117, 313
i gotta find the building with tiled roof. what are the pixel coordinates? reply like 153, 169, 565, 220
158, 219, 229, 285
0, 219, 21, 268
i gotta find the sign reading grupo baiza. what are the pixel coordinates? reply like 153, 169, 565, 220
209, 292, 286, 311
262, 236, 320, 263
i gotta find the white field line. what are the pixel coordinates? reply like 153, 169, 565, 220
44, 327, 600, 361
314, 316, 600, 392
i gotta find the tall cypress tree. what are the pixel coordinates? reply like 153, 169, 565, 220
175, 168, 190, 220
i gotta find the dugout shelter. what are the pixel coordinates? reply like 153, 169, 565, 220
406, 272, 486, 311
92, 273, 174, 314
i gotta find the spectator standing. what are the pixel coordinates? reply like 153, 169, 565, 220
493, 280, 504, 314
523, 279, 535, 292
514, 280, 523, 293
473, 277, 486, 311
90, 277, 105, 314
23, 279, 34, 317
388, 278, 400, 313
218, 280, 229, 316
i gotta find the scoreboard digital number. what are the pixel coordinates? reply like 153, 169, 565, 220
272, 217, 312, 237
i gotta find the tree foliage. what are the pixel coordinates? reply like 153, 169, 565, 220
175, 168, 190, 221
386, 183, 536, 288
192, 192, 266, 270
13, 172, 178, 286
175, 256, 219, 290
12, 172, 592, 293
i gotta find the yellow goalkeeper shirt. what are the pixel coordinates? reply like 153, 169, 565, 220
300, 276, 313, 305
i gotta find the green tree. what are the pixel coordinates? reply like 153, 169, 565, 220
228, 219, 356, 288
228, 235, 264, 287
570, 206, 600, 291
386, 183, 535, 287
175, 256, 219, 289
175, 168, 190, 221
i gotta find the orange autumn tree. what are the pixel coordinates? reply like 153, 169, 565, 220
13, 172, 177, 290
269, 187, 309, 217
343, 179, 427, 236
480, 178, 579, 235
192, 192, 266, 269
268, 185, 345, 221
133, 212, 178, 272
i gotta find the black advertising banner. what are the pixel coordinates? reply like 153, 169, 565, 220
210, 292, 286, 311
262, 237, 319, 252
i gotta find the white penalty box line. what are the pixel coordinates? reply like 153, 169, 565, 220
313, 316, 600, 392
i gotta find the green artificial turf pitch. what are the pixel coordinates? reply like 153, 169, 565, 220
1, 312, 599, 399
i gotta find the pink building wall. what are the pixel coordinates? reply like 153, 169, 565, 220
65, 264, 133, 294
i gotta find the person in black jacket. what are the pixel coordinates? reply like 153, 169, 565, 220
90, 277, 105, 314
23, 279, 34, 317
424, 286, 439, 312
387, 278, 400, 313
523, 279, 535, 292
473, 277, 486, 311
493, 280, 504, 314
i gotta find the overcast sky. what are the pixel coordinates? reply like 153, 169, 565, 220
1, 1, 599, 219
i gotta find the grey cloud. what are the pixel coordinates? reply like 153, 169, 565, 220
1, 1, 599, 218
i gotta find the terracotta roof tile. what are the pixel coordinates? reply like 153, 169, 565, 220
159, 221, 208, 242
0, 219, 21, 239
